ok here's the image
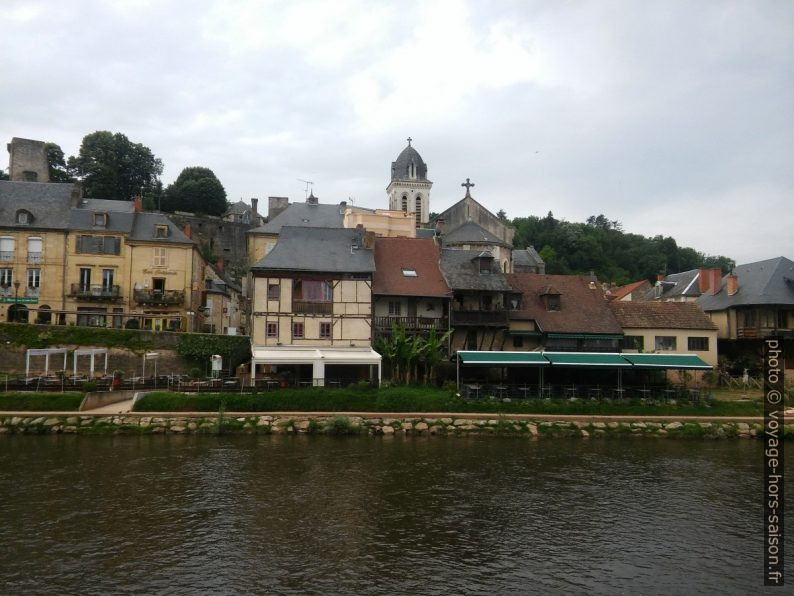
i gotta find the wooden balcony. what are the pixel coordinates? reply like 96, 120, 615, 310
737, 326, 792, 339
451, 309, 509, 326
69, 283, 122, 301
134, 288, 185, 305
374, 315, 449, 331
293, 300, 333, 315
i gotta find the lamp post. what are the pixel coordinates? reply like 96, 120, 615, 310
13, 279, 20, 323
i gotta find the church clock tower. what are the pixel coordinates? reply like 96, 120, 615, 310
387, 137, 432, 228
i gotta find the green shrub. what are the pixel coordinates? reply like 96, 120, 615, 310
0, 392, 84, 411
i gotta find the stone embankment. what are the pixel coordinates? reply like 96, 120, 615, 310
0, 413, 770, 439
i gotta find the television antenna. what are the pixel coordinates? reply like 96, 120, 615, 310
297, 178, 314, 199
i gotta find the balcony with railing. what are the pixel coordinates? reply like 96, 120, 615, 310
134, 288, 185, 305
293, 300, 333, 315
450, 309, 509, 326
0, 285, 12, 297
0, 251, 14, 262
737, 325, 793, 339
69, 283, 122, 301
25, 286, 40, 298
27, 252, 42, 263
374, 315, 449, 332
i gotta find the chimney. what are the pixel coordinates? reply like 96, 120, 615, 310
698, 267, 710, 294
216, 258, 224, 272
70, 181, 83, 206
727, 273, 739, 296
268, 196, 289, 220
363, 230, 376, 250
251, 198, 258, 215
435, 217, 446, 236
133, 196, 142, 213
183, 224, 192, 239
711, 268, 723, 295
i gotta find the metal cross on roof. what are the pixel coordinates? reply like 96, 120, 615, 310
461, 178, 475, 196
407, 136, 412, 146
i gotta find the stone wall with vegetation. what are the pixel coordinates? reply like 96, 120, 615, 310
0, 413, 776, 439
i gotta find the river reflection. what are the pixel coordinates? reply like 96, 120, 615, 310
0, 435, 789, 594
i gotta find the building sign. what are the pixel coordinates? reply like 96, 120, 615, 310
0, 297, 38, 304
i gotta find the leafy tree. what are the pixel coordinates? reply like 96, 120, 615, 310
161, 166, 227, 216
45, 142, 73, 183
0, 168, 8, 181
497, 209, 508, 222
68, 131, 163, 201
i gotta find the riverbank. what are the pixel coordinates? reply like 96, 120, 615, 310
0, 411, 787, 439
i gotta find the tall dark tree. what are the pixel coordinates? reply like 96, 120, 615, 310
67, 131, 163, 201
161, 166, 227, 216
45, 142, 74, 183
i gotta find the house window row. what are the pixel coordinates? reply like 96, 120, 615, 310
76, 235, 121, 255
623, 336, 710, 352
0, 267, 42, 292
265, 320, 332, 340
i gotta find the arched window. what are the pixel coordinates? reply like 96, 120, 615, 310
401, 195, 408, 212
415, 196, 422, 227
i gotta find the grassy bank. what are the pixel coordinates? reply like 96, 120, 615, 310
134, 386, 763, 416
0, 392, 85, 411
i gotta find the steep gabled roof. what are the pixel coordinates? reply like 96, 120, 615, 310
513, 247, 545, 270
505, 273, 623, 335
441, 220, 508, 247
247, 201, 343, 235
225, 200, 251, 215
440, 249, 512, 292
645, 269, 701, 300
698, 257, 794, 310
609, 301, 717, 330
252, 226, 375, 273
373, 237, 450, 297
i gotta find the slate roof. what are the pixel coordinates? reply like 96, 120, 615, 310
206, 262, 242, 294
252, 226, 375, 273
513, 247, 545, 271
129, 212, 193, 244
391, 143, 428, 181
247, 201, 344, 235
80, 198, 136, 213
505, 273, 623, 335
416, 228, 436, 239
698, 257, 794, 310
645, 269, 701, 300
440, 249, 513, 292
442, 221, 507, 247
69, 206, 135, 233
373, 237, 450, 297
0, 181, 76, 230
225, 200, 251, 215
609, 301, 717, 330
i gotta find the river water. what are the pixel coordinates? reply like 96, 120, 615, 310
0, 435, 789, 594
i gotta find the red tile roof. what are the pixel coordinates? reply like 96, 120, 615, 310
505, 273, 623, 334
373, 237, 451, 297
607, 279, 652, 301
608, 301, 717, 330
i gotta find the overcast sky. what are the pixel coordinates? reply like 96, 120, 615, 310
2, 0, 791, 265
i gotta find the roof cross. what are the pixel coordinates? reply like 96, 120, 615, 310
407, 136, 412, 146
461, 178, 475, 197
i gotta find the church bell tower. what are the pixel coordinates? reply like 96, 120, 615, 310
387, 137, 432, 228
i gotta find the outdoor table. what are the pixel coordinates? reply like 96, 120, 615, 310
663, 389, 676, 402
493, 385, 508, 398
518, 385, 532, 399
613, 388, 626, 400
540, 385, 553, 399
564, 386, 577, 398
637, 388, 651, 399
588, 387, 601, 400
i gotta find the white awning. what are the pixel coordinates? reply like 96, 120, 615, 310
252, 347, 381, 365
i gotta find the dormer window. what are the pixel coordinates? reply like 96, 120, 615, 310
93, 212, 108, 227
15, 210, 31, 225
540, 286, 561, 311
154, 224, 169, 238
401, 269, 417, 277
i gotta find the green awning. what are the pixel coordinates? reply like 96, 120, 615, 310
458, 351, 548, 366
543, 352, 630, 367
622, 354, 712, 369
547, 333, 624, 340
508, 331, 542, 337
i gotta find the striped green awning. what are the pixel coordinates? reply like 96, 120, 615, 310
621, 354, 712, 369
458, 351, 548, 366
543, 352, 630, 367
